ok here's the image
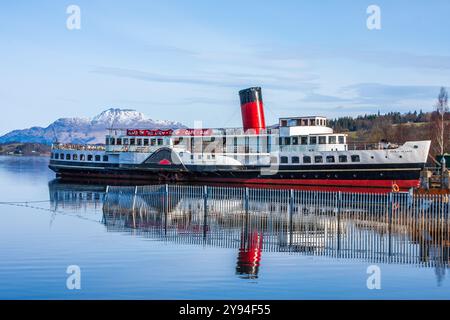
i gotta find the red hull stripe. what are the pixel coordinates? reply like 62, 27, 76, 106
194, 177, 420, 189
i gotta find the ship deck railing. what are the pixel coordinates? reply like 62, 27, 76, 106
347, 142, 401, 151
107, 127, 280, 136
52, 143, 106, 151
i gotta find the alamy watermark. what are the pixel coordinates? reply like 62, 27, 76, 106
66, 265, 81, 290
366, 5, 381, 30
366, 265, 381, 290
66, 5, 81, 30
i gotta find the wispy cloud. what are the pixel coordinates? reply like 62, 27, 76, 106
91, 66, 319, 91
342, 83, 442, 104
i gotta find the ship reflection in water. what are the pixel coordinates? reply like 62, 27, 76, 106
49, 181, 450, 281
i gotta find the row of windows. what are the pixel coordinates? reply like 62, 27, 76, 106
107, 137, 165, 146
280, 118, 327, 127
280, 154, 360, 164
279, 135, 345, 146
183, 153, 361, 164
52, 153, 109, 162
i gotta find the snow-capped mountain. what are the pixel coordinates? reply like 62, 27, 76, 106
0, 108, 186, 145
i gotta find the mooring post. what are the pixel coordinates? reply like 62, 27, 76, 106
164, 184, 169, 214
245, 187, 249, 215
164, 184, 169, 235
388, 192, 393, 258
131, 186, 138, 211
203, 185, 208, 239
104, 185, 110, 202
131, 186, 138, 228
288, 189, 294, 248
337, 191, 342, 253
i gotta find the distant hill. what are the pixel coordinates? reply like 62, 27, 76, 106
0, 108, 186, 145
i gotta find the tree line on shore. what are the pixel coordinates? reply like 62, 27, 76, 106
329, 87, 449, 160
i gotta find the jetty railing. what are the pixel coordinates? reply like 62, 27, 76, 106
103, 184, 450, 268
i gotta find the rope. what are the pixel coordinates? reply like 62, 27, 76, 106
0, 201, 101, 224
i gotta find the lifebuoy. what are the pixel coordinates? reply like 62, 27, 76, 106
392, 183, 400, 193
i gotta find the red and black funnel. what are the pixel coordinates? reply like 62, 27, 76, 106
239, 87, 266, 134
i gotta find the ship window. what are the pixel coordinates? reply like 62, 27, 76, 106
130, 138, 135, 145
137, 139, 142, 146
284, 137, 291, 145
303, 156, 311, 164
301, 136, 308, 145
326, 155, 335, 163
73, 154, 78, 161
292, 156, 300, 164
319, 136, 326, 144
339, 155, 348, 163
116, 138, 122, 145
310, 119, 316, 126
280, 120, 288, 127
80, 154, 85, 161
314, 156, 323, 163
190, 155, 194, 160
87, 155, 93, 161
143, 139, 149, 146
54, 153, 59, 159
59, 153, 63, 159
95, 155, 101, 161
328, 136, 336, 144
338, 136, 345, 144
151, 139, 156, 146
66, 154, 71, 160
157, 138, 163, 146
292, 137, 299, 145
309, 137, 317, 145
280, 156, 288, 164
110, 138, 115, 145
103, 155, 108, 162
351, 155, 360, 162
278, 137, 283, 146
123, 138, 129, 145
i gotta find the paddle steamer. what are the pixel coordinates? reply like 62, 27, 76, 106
49, 87, 431, 190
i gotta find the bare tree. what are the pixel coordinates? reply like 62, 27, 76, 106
431, 87, 449, 154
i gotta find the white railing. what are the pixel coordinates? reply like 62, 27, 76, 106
52, 143, 105, 151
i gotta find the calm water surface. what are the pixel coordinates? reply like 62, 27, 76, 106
0, 156, 449, 299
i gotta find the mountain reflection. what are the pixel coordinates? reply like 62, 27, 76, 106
49, 181, 450, 281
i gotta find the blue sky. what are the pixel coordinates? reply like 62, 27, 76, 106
0, 0, 449, 134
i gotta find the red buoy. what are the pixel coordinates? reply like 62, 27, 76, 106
239, 87, 266, 134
